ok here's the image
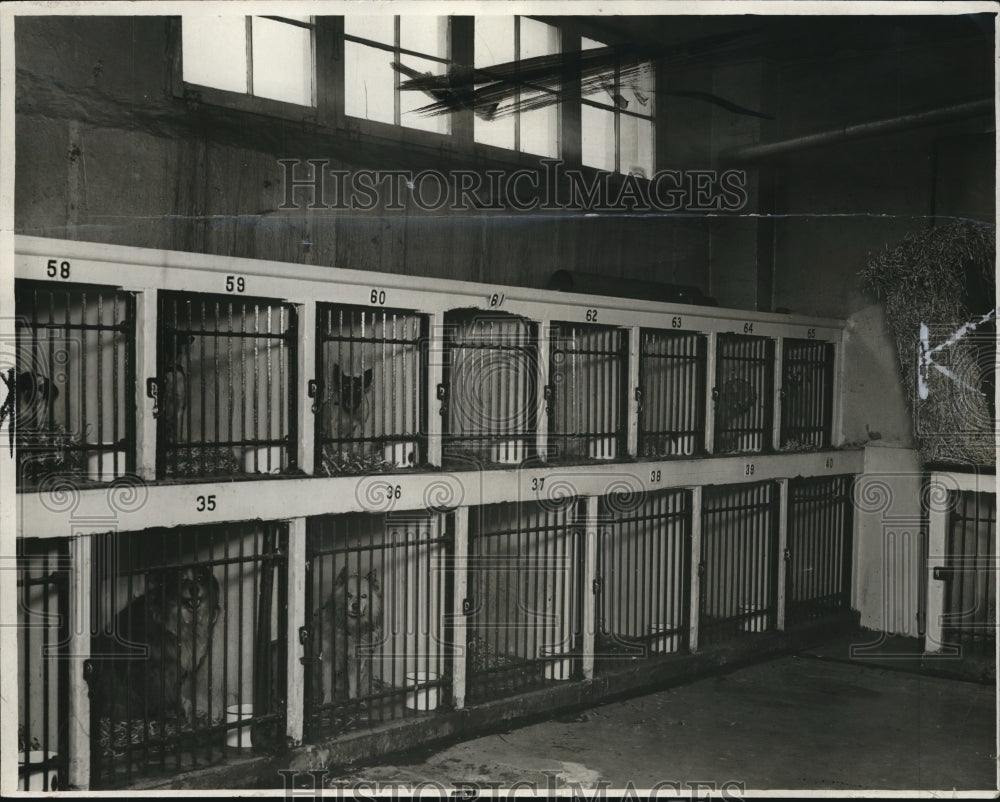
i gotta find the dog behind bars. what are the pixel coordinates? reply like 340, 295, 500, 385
89, 564, 221, 724
312, 566, 383, 704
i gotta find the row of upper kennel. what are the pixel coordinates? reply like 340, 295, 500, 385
12, 245, 843, 489
18, 476, 855, 790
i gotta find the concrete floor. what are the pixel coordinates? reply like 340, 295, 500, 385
328, 654, 997, 793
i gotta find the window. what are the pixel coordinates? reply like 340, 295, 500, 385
580, 36, 654, 176
182, 15, 315, 107
474, 17, 560, 158
344, 16, 451, 135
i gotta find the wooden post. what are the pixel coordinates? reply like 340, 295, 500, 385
626, 326, 640, 458
426, 312, 444, 467
775, 479, 789, 631
285, 517, 307, 745
581, 496, 599, 680
704, 335, 717, 454
134, 290, 158, 480
536, 321, 551, 462
688, 486, 703, 653
295, 303, 316, 475
66, 533, 92, 790
450, 507, 469, 709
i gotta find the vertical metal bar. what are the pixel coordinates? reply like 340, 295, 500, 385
688, 486, 703, 653
625, 325, 640, 457
830, 334, 846, 447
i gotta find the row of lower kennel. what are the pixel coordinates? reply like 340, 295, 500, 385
17, 475, 854, 790
14, 280, 835, 487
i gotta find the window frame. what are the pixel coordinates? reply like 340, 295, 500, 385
171, 14, 321, 122
579, 34, 656, 176
472, 15, 563, 159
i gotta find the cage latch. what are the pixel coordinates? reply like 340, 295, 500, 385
437, 383, 448, 416
461, 597, 473, 615
783, 548, 791, 562
710, 386, 720, 402
933, 566, 960, 581
634, 386, 643, 414
307, 379, 324, 414
592, 577, 602, 595
82, 659, 94, 684
298, 625, 311, 646
544, 384, 555, 416
145, 377, 162, 417
697, 560, 706, 576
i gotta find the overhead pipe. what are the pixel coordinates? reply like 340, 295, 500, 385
720, 98, 993, 164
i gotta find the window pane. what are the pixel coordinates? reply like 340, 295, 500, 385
581, 105, 615, 172
182, 16, 248, 94
345, 15, 395, 45
620, 114, 654, 177
399, 53, 451, 134
400, 16, 448, 59
521, 105, 558, 158
624, 62, 654, 118
251, 17, 313, 106
345, 41, 395, 124
474, 16, 516, 149
581, 35, 612, 104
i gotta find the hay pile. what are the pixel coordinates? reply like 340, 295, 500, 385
860, 220, 995, 467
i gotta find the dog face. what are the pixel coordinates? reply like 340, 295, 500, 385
334, 566, 382, 635
330, 365, 374, 414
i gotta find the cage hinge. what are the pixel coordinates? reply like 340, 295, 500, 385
778, 388, 786, 400
461, 597, 473, 615
543, 384, 555, 416
307, 379, 324, 415
933, 566, 959, 581
437, 383, 448, 416
697, 561, 706, 576
145, 377, 162, 418
634, 386, 643, 414
783, 548, 791, 562
592, 577, 602, 595
710, 386, 720, 402
298, 626, 311, 646
82, 659, 94, 684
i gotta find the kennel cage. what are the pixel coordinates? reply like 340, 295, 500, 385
154, 291, 298, 479
699, 481, 780, 646
713, 333, 775, 454
940, 488, 997, 657
637, 327, 707, 458
304, 511, 451, 736
86, 521, 287, 789
594, 488, 692, 664
780, 338, 835, 450
548, 322, 628, 461
14, 280, 136, 489
313, 304, 427, 475
17, 538, 69, 792
784, 475, 854, 626
465, 498, 584, 703
441, 310, 539, 467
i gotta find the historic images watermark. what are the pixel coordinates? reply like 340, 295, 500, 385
278, 159, 749, 214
